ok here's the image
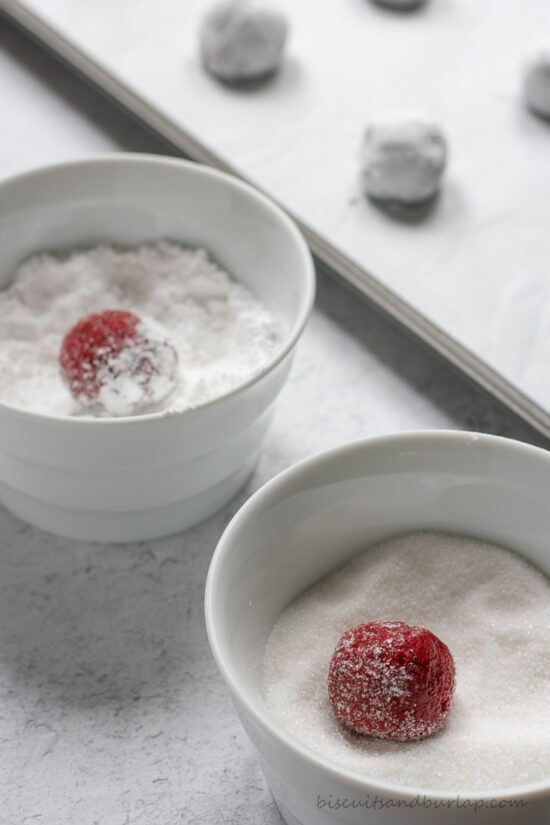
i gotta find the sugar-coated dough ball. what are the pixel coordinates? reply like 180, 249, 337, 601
200, 1, 288, 82
523, 48, 550, 119
361, 111, 447, 204
371, 0, 427, 9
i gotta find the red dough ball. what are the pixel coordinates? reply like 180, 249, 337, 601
59, 309, 178, 415
328, 621, 455, 741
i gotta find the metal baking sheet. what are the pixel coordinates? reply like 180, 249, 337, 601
2, 0, 550, 443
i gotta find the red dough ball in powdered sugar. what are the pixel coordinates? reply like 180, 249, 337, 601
328, 621, 455, 741
59, 309, 178, 416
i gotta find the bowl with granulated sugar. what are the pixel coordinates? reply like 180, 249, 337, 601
206, 430, 550, 825
0, 154, 315, 542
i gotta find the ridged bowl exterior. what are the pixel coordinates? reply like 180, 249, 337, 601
0, 155, 315, 541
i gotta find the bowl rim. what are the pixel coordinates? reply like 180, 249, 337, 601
0, 153, 315, 427
205, 428, 550, 802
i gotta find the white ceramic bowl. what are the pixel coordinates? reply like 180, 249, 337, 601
0, 155, 315, 542
206, 430, 550, 825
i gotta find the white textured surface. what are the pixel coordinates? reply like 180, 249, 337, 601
18, 0, 550, 413
0, 17, 545, 825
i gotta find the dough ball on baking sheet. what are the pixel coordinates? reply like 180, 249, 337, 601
523, 48, 550, 119
371, 0, 427, 10
200, 1, 288, 83
361, 110, 447, 205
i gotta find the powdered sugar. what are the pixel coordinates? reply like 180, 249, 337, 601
262, 532, 550, 791
0, 241, 281, 417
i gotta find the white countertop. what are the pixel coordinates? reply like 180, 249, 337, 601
0, 17, 543, 825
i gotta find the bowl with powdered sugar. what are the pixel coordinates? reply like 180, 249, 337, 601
205, 430, 550, 825
0, 154, 314, 542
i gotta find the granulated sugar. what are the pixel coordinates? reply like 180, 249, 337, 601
262, 532, 550, 791
0, 241, 281, 416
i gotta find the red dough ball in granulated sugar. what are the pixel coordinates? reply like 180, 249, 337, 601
328, 621, 455, 741
59, 309, 178, 416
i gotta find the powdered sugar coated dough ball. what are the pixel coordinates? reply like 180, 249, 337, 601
200, 1, 288, 82
371, 0, 426, 9
361, 111, 447, 204
523, 48, 550, 119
